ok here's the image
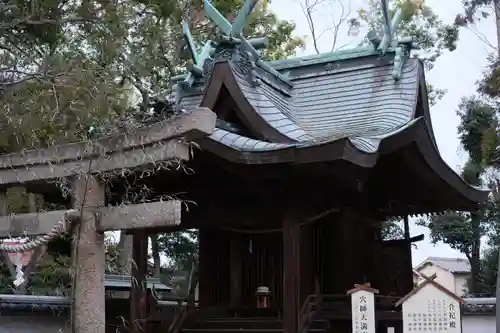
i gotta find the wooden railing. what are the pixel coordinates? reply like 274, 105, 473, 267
298, 279, 323, 333
318, 294, 401, 320
166, 255, 199, 333
167, 301, 192, 333
297, 292, 401, 332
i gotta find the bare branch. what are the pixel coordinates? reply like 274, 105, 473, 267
298, 0, 352, 54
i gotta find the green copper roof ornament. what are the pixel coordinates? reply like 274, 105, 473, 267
376, 0, 419, 80
203, 0, 258, 38
181, 0, 259, 88
204, 0, 292, 86
181, 22, 216, 87
180, 0, 292, 88
378, 0, 403, 54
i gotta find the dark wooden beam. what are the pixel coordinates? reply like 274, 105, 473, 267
403, 215, 410, 239
382, 234, 425, 245
282, 211, 300, 333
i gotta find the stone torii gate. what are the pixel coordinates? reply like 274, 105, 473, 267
0, 108, 216, 333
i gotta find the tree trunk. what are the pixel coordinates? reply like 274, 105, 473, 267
496, 247, 500, 333
494, 2, 500, 330
150, 234, 161, 277
470, 212, 482, 295
118, 232, 133, 275
494, 0, 500, 50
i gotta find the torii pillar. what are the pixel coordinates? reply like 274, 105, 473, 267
71, 175, 106, 333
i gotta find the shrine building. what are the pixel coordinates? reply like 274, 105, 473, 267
142, 0, 489, 332
0, 1, 488, 333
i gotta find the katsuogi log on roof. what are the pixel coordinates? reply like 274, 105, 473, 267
173, 0, 488, 215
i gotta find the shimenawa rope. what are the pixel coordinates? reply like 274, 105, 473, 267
0, 210, 78, 253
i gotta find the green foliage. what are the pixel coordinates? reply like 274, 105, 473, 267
455, 0, 494, 26
417, 210, 485, 258
381, 218, 405, 240
474, 247, 498, 296
0, 261, 14, 294
457, 97, 499, 166
0, 0, 303, 152
243, 0, 305, 60
157, 230, 198, 270
487, 176, 500, 234
26, 254, 72, 296
105, 237, 121, 274
427, 84, 447, 107
352, 0, 460, 70
0, 0, 304, 293
415, 161, 490, 294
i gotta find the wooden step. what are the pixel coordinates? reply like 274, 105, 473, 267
182, 330, 327, 333
184, 317, 329, 332
190, 318, 329, 330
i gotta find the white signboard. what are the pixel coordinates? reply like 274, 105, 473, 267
401, 284, 461, 333
351, 289, 376, 333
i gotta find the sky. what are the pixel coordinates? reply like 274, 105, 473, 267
266, 0, 497, 266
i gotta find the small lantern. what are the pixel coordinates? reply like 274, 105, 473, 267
256, 286, 271, 308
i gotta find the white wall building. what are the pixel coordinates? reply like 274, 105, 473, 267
462, 298, 496, 333
412, 257, 495, 333
413, 257, 470, 296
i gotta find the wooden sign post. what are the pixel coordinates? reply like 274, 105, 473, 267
347, 283, 378, 333
396, 274, 464, 333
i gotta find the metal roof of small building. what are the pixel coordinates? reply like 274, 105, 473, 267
104, 274, 171, 291
462, 297, 496, 315
0, 294, 69, 312
415, 257, 471, 274
0, 274, 171, 311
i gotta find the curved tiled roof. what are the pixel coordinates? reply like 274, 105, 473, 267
175, 48, 488, 210
180, 57, 420, 154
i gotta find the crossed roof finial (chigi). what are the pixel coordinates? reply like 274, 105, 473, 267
181, 0, 291, 88
203, 0, 258, 38
181, 0, 259, 87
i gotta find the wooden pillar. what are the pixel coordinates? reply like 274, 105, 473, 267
282, 212, 300, 333
403, 215, 410, 240
130, 231, 149, 333
0, 193, 16, 282
118, 232, 133, 274
403, 215, 414, 291
71, 175, 106, 333
229, 232, 243, 308
198, 228, 209, 307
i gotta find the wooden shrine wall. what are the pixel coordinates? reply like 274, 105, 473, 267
378, 241, 414, 296
318, 209, 379, 294
300, 219, 324, 303
198, 228, 283, 308
197, 209, 411, 310
198, 228, 230, 306
240, 232, 283, 307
